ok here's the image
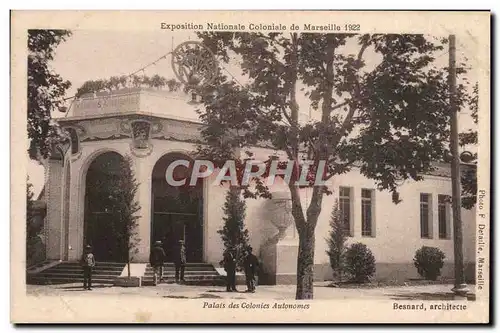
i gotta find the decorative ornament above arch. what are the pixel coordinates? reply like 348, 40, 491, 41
125, 118, 162, 158
131, 120, 151, 149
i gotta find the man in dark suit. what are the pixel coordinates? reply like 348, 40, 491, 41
149, 240, 166, 285
175, 240, 187, 283
223, 247, 237, 292
243, 247, 259, 293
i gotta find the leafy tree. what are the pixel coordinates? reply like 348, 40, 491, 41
194, 32, 472, 299
108, 155, 141, 276
326, 200, 348, 282
28, 30, 72, 159
218, 186, 251, 271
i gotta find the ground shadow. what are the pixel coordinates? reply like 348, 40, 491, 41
163, 293, 223, 299
205, 289, 229, 293
389, 292, 476, 301
56, 284, 113, 291
197, 293, 223, 299
324, 279, 455, 289
206, 289, 247, 294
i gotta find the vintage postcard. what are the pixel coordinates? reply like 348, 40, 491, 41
10, 10, 490, 323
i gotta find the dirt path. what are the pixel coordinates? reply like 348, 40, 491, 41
26, 283, 476, 301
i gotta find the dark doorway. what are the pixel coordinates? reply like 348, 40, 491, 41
84, 151, 127, 262
151, 153, 203, 262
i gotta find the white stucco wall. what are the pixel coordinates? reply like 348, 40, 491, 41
311, 171, 476, 268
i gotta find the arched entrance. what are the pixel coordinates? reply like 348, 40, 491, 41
151, 153, 203, 262
84, 151, 128, 262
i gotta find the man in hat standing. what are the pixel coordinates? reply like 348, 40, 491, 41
149, 240, 166, 285
175, 239, 187, 283
81, 244, 95, 290
243, 247, 259, 293
223, 247, 237, 292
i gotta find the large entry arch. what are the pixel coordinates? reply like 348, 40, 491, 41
151, 152, 204, 262
84, 151, 128, 262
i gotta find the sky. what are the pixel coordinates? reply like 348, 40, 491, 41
51, 30, 478, 118
27, 30, 480, 197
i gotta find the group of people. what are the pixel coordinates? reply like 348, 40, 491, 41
79, 242, 260, 293
149, 239, 187, 285
224, 246, 260, 293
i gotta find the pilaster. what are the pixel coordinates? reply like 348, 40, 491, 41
133, 158, 152, 262
45, 159, 64, 260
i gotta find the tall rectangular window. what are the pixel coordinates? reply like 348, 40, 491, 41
420, 193, 431, 238
438, 195, 449, 239
361, 189, 374, 236
339, 187, 351, 236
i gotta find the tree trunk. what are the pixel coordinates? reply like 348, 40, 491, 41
295, 224, 315, 300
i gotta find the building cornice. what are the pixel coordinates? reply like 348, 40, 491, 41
56, 111, 204, 126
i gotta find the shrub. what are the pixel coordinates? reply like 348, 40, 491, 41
326, 200, 349, 282
108, 155, 141, 277
413, 246, 445, 280
217, 186, 251, 271
344, 243, 376, 283
26, 178, 45, 266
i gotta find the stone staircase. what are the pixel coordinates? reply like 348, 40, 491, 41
142, 263, 225, 286
27, 261, 126, 285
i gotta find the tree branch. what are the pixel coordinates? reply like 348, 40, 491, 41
330, 36, 371, 147
331, 101, 350, 112
255, 32, 288, 49
308, 138, 318, 157
323, 160, 356, 181
356, 36, 370, 63
317, 35, 336, 164
350, 35, 370, 103
289, 33, 300, 159
283, 144, 294, 160
339, 104, 357, 135
281, 107, 293, 126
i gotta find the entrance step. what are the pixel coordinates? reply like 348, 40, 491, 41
142, 263, 226, 286
27, 261, 126, 285
26, 260, 60, 274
